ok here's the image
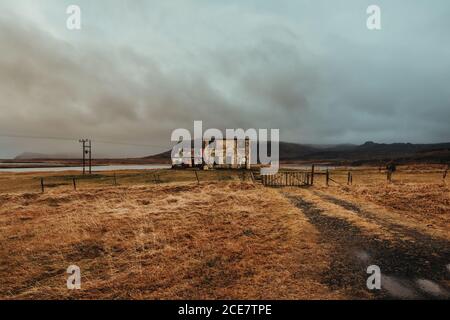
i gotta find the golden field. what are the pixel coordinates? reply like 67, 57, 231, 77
0, 167, 449, 299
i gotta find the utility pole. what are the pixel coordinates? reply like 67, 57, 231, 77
79, 139, 92, 175
79, 139, 86, 174
88, 140, 92, 174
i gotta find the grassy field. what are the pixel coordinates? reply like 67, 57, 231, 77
0, 166, 449, 299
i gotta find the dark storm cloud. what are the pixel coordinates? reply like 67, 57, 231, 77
0, 6, 248, 157
0, 0, 449, 158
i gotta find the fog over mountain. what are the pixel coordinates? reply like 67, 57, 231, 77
1, 0, 449, 158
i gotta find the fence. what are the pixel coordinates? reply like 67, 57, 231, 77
262, 171, 312, 187
1, 166, 448, 194
0, 169, 256, 194
261, 166, 357, 188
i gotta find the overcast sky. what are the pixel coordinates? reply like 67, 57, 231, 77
0, 0, 449, 158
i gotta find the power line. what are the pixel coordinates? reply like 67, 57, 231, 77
0, 133, 169, 149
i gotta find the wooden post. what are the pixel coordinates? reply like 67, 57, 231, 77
40, 178, 44, 193
326, 169, 329, 187
223, 139, 227, 168
73, 178, 77, 191
195, 171, 200, 185
245, 137, 251, 170
113, 173, 117, 186
311, 165, 315, 186
232, 138, 238, 169
82, 140, 86, 175
347, 172, 351, 185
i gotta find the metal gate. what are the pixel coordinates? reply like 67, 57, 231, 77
262, 171, 312, 187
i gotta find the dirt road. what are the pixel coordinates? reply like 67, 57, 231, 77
283, 187, 450, 299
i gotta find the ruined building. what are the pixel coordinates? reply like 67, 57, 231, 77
172, 138, 251, 170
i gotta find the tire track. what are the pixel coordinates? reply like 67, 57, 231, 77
284, 192, 450, 300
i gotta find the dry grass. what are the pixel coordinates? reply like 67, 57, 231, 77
1, 166, 448, 300
306, 166, 449, 237
0, 169, 243, 194
348, 183, 449, 234
0, 180, 341, 300
314, 171, 449, 237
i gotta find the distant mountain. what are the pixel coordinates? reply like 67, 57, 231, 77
143, 150, 172, 162
306, 142, 450, 162
144, 142, 318, 161
14, 141, 450, 165
277, 142, 319, 160
144, 141, 450, 165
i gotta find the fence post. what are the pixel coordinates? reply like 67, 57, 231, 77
195, 171, 200, 185
326, 169, 329, 187
40, 178, 44, 193
73, 178, 77, 191
113, 173, 117, 186
347, 172, 351, 185
311, 165, 315, 186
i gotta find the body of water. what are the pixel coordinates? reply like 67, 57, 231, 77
0, 164, 171, 173
282, 165, 336, 171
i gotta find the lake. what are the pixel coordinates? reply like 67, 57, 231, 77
282, 164, 336, 171
0, 164, 171, 173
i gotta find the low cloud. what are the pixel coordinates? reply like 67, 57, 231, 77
0, 0, 449, 158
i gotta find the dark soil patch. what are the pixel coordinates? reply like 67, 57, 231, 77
285, 193, 450, 300
315, 192, 450, 252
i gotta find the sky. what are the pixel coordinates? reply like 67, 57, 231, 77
0, 0, 449, 158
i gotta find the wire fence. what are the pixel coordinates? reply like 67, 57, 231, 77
0, 166, 448, 194
0, 169, 256, 194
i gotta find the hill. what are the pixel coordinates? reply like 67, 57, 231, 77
144, 141, 450, 165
